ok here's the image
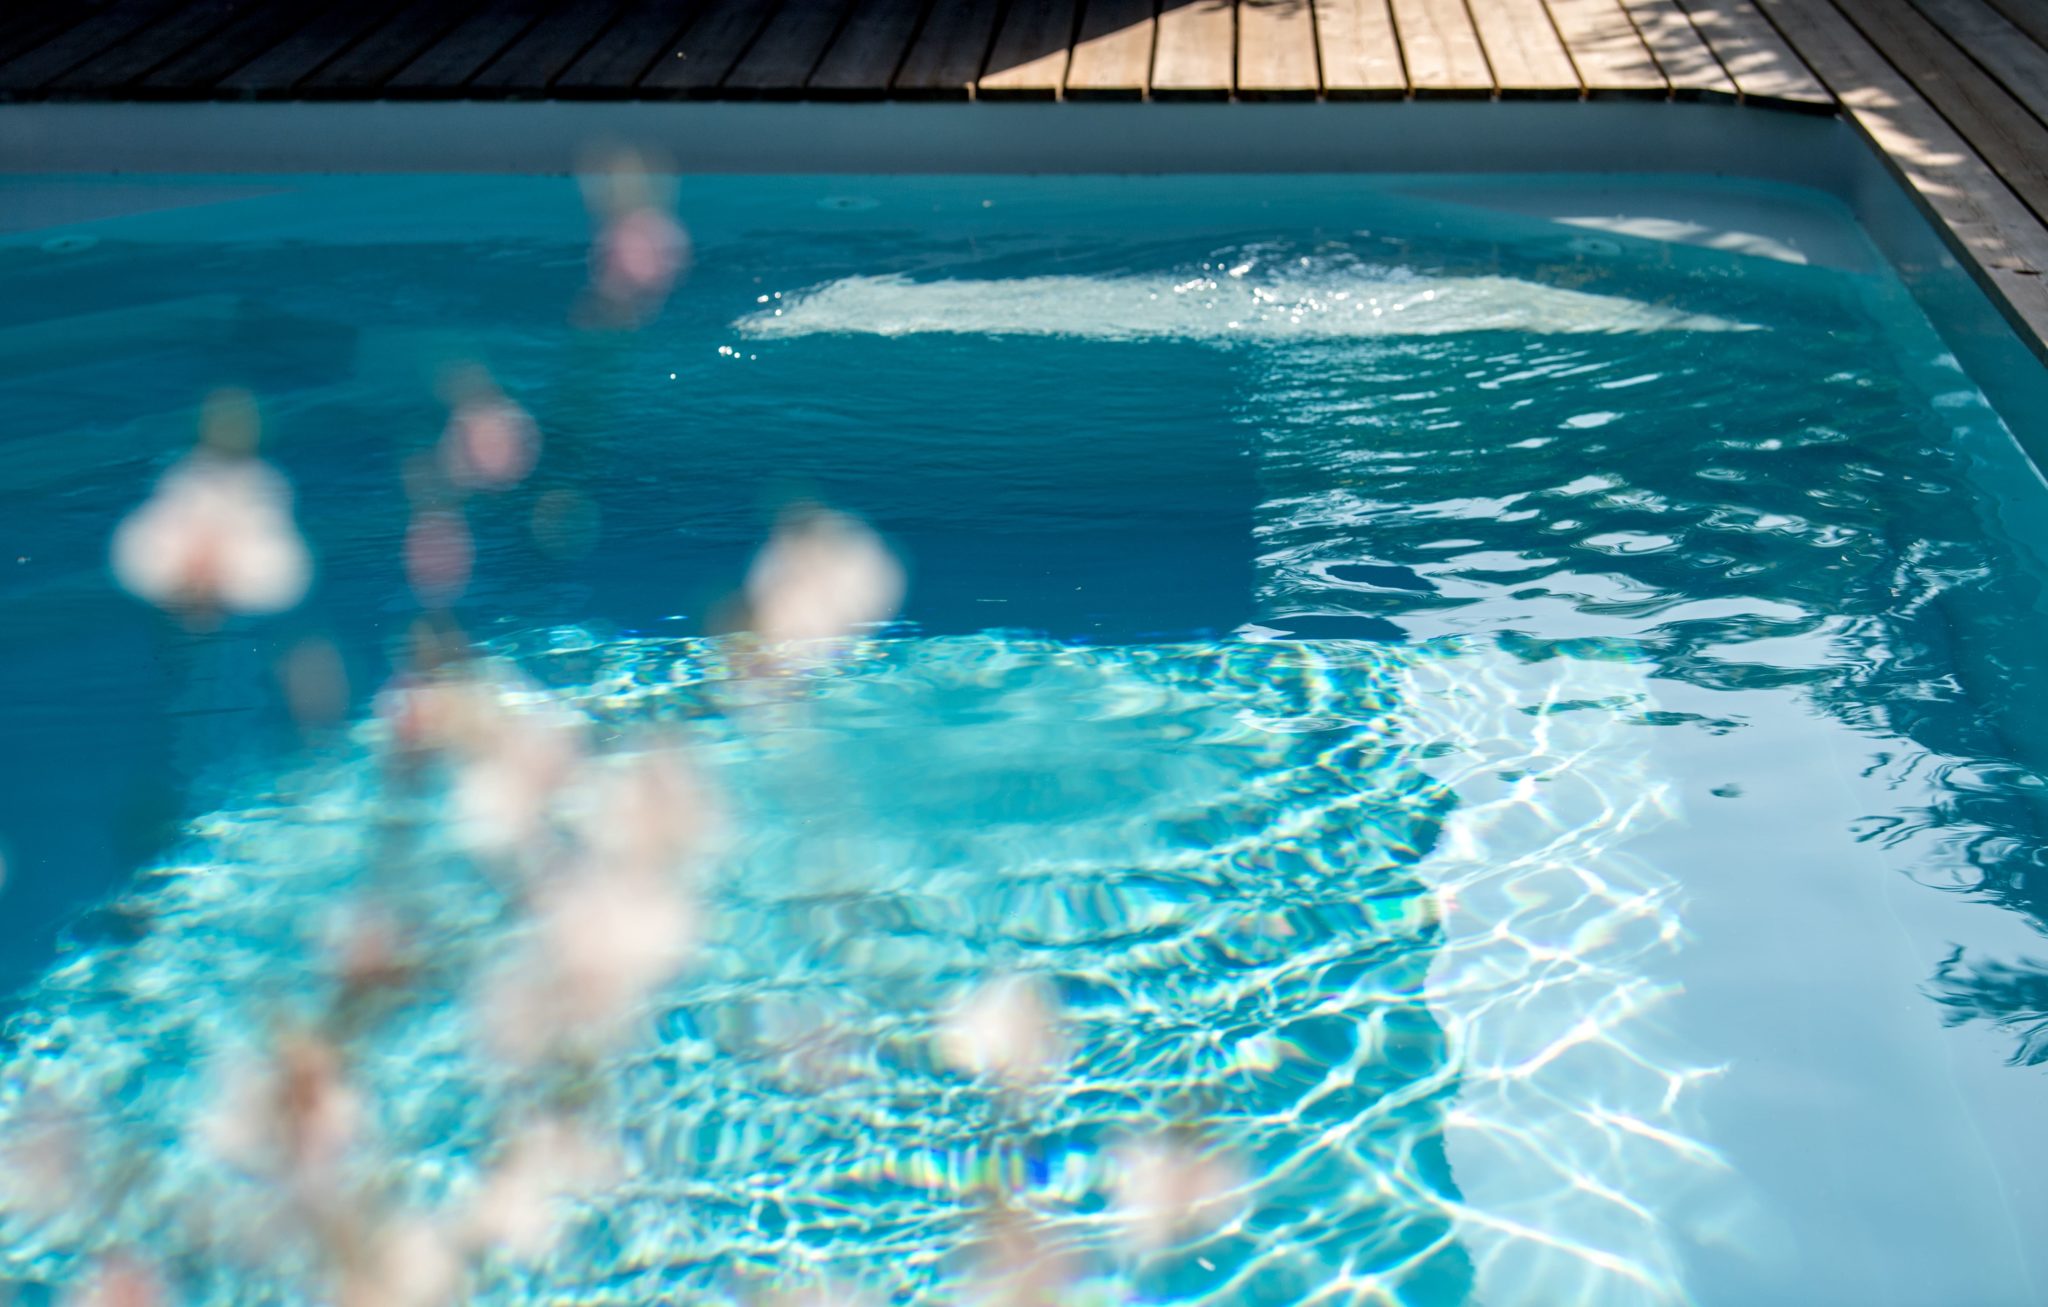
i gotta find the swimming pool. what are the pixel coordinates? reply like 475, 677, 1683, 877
3, 163, 2048, 1305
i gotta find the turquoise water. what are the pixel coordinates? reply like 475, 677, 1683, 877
2, 173, 2048, 1304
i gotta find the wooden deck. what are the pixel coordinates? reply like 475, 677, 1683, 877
1, 0, 2046, 353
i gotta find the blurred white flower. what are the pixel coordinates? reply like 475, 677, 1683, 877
337, 1218, 463, 1307
404, 509, 474, 608
449, 704, 585, 860
745, 507, 904, 646
465, 1117, 618, 1259
1110, 1134, 1241, 1254
578, 747, 718, 877
0, 1096, 86, 1222
968, 1204, 1074, 1307
62, 1256, 164, 1307
439, 370, 539, 491
580, 146, 689, 326
202, 1034, 360, 1192
939, 975, 1064, 1087
111, 452, 310, 618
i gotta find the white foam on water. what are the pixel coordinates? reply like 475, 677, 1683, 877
735, 272, 1760, 341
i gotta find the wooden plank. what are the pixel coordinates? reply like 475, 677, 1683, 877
0, 0, 190, 92
1754, 0, 2048, 354
888, 0, 999, 96
1672, 0, 1828, 108
216, 0, 409, 93
0, 5, 96, 67
1152, 0, 1234, 98
469, 0, 630, 91
1240, 0, 1320, 97
1065, 0, 1155, 98
138, 0, 336, 91
808, 0, 927, 96
724, 0, 857, 93
1619, 0, 1734, 97
1545, 0, 1666, 96
1908, 0, 2048, 130
387, 0, 553, 90
638, 0, 777, 92
1389, 0, 1492, 94
1468, 0, 1578, 93
50, 0, 247, 91
297, 0, 479, 92
554, 0, 698, 91
975, 0, 1070, 98
1313, 0, 1406, 97
1829, 0, 2048, 225
1985, 0, 2048, 47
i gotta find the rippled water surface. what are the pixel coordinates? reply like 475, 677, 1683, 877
3, 174, 2048, 1304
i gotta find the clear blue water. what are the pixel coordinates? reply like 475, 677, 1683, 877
2, 173, 2048, 1304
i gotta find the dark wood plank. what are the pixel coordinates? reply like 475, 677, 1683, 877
0, 4, 97, 67
1389, 0, 1492, 94
1240, 0, 1320, 97
50, 0, 248, 91
1313, 0, 1406, 97
139, 0, 338, 91
1830, 0, 2048, 225
1619, 0, 1735, 97
723, 0, 857, 93
975, 0, 1069, 98
297, 0, 480, 91
553, 0, 698, 90
1152, 0, 1233, 98
386, 0, 553, 90
638, 0, 777, 91
1985, 0, 2048, 47
216, 0, 409, 92
1908, 0, 2048, 130
1065, 0, 1155, 98
899, 0, 999, 95
1755, 0, 2048, 349
1545, 0, 1665, 96
1672, 0, 1828, 107
469, 0, 629, 90
808, 0, 926, 95
0, 0, 191, 92
1468, 0, 1578, 94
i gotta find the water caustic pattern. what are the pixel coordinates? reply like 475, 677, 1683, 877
2, 174, 2048, 1304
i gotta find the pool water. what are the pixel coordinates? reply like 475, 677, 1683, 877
2, 173, 2048, 1305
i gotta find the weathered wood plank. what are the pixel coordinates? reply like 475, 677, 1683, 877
1313, 0, 1405, 97
469, 0, 629, 91
1240, 0, 1320, 97
0, 0, 191, 92
1984, 0, 2048, 47
139, 0, 335, 91
1755, 0, 2048, 354
724, 0, 856, 93
217, 0, 407, 93
975, 0, 1068, 98
1618, 0, 1734, 98
0, 4, 97, 68
1065, 0, 1155, 98
553, 0, 698, 91
808, 0, 926, 96
1830, 0, 2048, 227
1908, 0, 2048, 130
387, 0, 551, 90
1546, 0, 1665, 96
1389, 0, 1492, 95
51, 0, 247, 91
638, 0, 777, 92
297, 0, 479, 92
902, 0, 1001, 96
1468, 0, 1578, 94
1152, 0, 1233, 98
1673, 0, 1828, 108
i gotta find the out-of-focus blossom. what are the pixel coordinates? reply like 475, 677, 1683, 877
281, 636, 350, 729
967, 1204, 1074, 1307
745, 506, 904, 646
324, 906, 416, 1003
0, 1096, 87, 1222
439, 368, 540, 491
111, 451, 311, 620
449, 704, 585, 860
578, 747, 717, 875
1110, 1134, 1242, 1254
404, 509, 474, 608
579, 147, 690, 327
939, 975, 1064, 1088
62, 1255, 164, 1307
336, 1218, 463, 1307
464, 1117, 618, 1260
204, 1034, 360, 1192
